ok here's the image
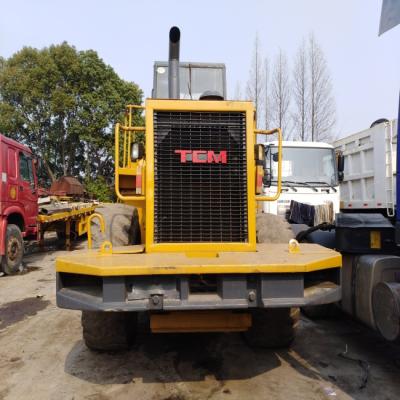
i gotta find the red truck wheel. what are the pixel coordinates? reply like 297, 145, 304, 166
1, 224, 24, 275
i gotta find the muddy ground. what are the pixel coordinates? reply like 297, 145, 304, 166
1, 214, 400, 399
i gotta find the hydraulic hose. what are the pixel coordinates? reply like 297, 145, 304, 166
295, 222, 335, 243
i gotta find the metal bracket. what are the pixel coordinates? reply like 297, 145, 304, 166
149, 294, 164, 310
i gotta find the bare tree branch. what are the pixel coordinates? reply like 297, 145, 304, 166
271, 49, 291, 138
246, 33, 264, 127
308, 33, 336, 142
292, 39, 309, 141
264, 57, 271, 130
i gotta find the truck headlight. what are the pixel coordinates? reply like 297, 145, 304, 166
131, 143, 145, 161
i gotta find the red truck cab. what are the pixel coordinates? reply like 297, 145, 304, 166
0, 133, 38, 273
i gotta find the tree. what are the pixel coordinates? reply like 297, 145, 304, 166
308, 34, 336, 142
0, 43, 143, 198
292, 40, 309, 141
0, 57, 4, 102
264, 57, 271, 130
246, 34, 264, 127
271, 49, 291, 138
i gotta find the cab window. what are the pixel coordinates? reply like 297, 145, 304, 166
19, 153, 35, 185
7, 148, 17, 178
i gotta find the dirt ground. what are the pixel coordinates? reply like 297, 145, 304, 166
1, 212, 400, 399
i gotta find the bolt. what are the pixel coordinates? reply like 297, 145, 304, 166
152, 295, 160, 305
248, 291, 256, 302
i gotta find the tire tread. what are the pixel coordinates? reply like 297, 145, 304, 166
82, 311, 137, 351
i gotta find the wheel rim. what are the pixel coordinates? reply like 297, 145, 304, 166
7, 237, 20, 262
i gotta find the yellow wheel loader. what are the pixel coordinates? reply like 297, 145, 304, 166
56, 27, 341, 351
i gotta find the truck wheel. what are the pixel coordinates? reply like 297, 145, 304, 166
244, 308, 299, 348
81, 311, 137, 351
1, 224, 24, 275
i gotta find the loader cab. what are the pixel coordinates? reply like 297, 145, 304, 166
152, 62, 227, 100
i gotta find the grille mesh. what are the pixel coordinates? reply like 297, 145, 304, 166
153, 111, 248, 243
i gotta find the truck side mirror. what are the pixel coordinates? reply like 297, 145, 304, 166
337, 152, 345, 182
263, 171, 272, 187
254, 144, 269, 191
254, 144, 265, 163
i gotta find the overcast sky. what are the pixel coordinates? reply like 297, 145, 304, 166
1, 0, 399, 138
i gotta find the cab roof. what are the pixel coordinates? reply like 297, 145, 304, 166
265, 140, 334, 149
0, 133, 32, 154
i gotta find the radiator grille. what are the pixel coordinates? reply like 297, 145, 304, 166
153, 111, 248, 243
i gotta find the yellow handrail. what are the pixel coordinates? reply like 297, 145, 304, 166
115, 123, 146, 201
126, 104, 145, 110
254, 127, 283, 202
87, 213, 105, 249
120, 126, 146, 132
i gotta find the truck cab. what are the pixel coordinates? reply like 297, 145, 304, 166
262, 141, 340, 219
0, 133, 38, 272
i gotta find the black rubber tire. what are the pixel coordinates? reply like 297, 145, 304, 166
244, 308, 299, 348
81, 311, 137, 351
1, 224, 24, 275
301, 304, 337, 319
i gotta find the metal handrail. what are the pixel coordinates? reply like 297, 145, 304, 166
87, 213, 105, 250
115, 123, 146, 202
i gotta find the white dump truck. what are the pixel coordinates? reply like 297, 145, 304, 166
297, 120, 400, 342
262, 141, 340, 219
334, 119, 398, 217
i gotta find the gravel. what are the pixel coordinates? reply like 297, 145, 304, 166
256, 213, 294, 244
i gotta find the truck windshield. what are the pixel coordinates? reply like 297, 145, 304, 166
36, 159, 53, 189
153, 63, 225, 99
266, 146, 337, 186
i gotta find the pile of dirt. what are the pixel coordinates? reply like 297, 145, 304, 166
91, 207, 293, 247
90, 203, 140, 248
256, 213, 294, 243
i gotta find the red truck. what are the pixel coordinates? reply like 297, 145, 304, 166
0, 133, 96, 275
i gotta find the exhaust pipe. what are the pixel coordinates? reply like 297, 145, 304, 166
168, 26, 180, 99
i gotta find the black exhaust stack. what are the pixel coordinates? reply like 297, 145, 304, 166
168, 26, 180, 99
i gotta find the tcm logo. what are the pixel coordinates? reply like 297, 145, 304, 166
174, 150, 227, 164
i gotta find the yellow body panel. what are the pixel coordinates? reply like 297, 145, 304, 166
56, 243, 341, 276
